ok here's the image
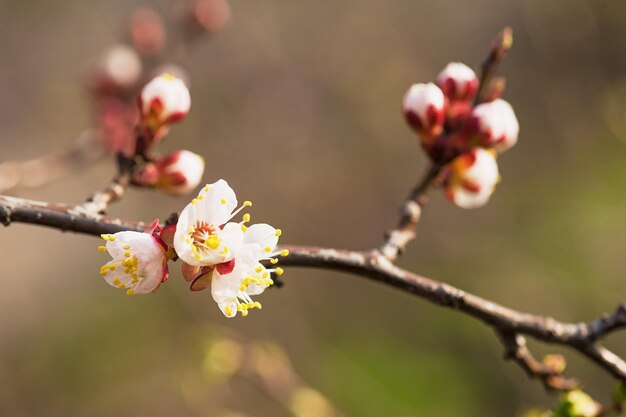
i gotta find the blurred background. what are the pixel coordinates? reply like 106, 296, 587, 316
1, 0, 626, 416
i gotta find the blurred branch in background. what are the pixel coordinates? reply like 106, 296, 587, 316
203, 337, 346, 417
0, 130, 105, 193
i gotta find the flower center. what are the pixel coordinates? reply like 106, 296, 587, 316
190, 222, 220, 252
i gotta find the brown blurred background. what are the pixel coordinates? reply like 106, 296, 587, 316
1, 0, 626, 416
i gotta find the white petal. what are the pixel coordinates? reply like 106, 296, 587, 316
244, 223, 279, 255
450, 185, 493, 209
218, 300, 238, 318
173, 202, 203, 266
211, 269, 240, 305
196, 179, 238, 225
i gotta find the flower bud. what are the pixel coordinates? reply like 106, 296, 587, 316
129, 8, 166, 56
436, 62, 478, 102
402, 83, 445, 142
188, 0, 231, 34
139, 73, 191, 133
155, 150, 205, 195
444, 148, 499, 209
465, 98, 519, 152
563, 390, 601, 417
88, 45, 142, 96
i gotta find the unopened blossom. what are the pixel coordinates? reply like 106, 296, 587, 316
444, 148, 500, 209
139, 73, 191, 133
173, 179, 249, 267
99, 231, 168, 295
402, 82, 445, 142
210, 223, 287, 318
129, 8, 166, 56
155, 150, 205, 195
436, 62, 478, 102
89, 45, 142, 95
465, 98, 519, 152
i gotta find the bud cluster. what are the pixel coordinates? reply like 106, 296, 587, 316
403, 58, 519, 209
131, 73, 204, 195
86, 5, 230, 156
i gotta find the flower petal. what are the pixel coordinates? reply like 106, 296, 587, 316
244, 223, 279, 255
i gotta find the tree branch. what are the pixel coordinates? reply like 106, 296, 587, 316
1, 193, 625, 385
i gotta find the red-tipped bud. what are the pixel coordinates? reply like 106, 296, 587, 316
402, 83, 446, 143
88, 45, 142, 96
436, 62, 479, 102
129, 8, 166, 56
139, 73, 191, 135
155, 150, 205, 195
444, 148, 499, 209
464, 98, 519, 152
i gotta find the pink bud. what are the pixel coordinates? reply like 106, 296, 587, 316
139, 73, 191, 133
402, 83, 445, 142
129, 8, 166, 56
444, 148, 499, 209
155, 150, 205, 195
436, 62, 478, 102
464, 99, 519, 152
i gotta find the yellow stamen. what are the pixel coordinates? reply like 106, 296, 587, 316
206, 235, 222, 250
280, 249, 289, 256
275, 229, 282, 237
275, 267, 284, 276
243, 201, 252, 207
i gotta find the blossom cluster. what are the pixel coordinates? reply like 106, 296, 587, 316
99, 180, 286, 318
97, 72, 285, 318
402, 62, 519, 208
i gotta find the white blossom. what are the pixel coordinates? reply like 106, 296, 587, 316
210, 223, 287, 317
173, 180, 249, 267
444, 148, 500, 209
99, 231, 168, 295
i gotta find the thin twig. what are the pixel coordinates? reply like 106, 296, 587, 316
497, 330, 579, 392
379, 164, 442, 260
